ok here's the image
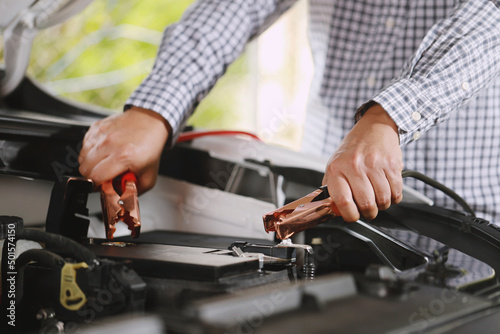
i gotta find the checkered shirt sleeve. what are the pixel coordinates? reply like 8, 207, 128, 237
372, 0, 500, 145
125, 0, 296, 144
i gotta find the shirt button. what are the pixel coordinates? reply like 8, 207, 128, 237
461, 81, 470, 91
385, 18, 396, 29
411, 112, 421, 121
413, 131, 421, 141
366, 76, 376, 88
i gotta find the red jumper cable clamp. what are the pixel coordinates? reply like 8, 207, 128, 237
100, 172, 141, 240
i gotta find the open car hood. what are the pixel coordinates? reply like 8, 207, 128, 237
0, 0, 94, 97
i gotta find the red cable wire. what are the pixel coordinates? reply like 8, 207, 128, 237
177, 130, 261, 143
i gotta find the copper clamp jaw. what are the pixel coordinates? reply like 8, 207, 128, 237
100, 172, 141, 240
263, 186, 339, 240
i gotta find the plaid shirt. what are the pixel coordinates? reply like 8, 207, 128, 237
127, 0, 500, 223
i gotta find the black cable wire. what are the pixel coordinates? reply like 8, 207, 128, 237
15, 249, 65, 304
16, 248, 65, 269
402, 169, 476, 217
16, 229, 97, 265
7, 229, 95, 309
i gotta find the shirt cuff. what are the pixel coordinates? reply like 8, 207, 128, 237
125, 74, 197, 147
370, 78, 438, 145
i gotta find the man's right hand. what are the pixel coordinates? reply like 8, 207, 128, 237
78, 106, 170, 194
322, 104, 404, 222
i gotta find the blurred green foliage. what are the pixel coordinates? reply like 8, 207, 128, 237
29, 0, 194, 109
1, 0, 250, 130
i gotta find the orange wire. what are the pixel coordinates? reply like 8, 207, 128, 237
177, 130, 261, 143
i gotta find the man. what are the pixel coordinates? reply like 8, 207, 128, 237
79, 0, 500, 223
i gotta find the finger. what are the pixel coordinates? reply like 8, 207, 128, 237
136, 166, 159, 195
367, 169, 392, 211
78, 138, 111, 178
327, 174, 359, 222
348, 173, 378, 220
79, 122, 125, 178
386, 168, 404, 204
78, 130, 95, 165
85, 155, 129, 188
79, 122, 106, 166
321, 173, 327, 186
79, 116, 116, 159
